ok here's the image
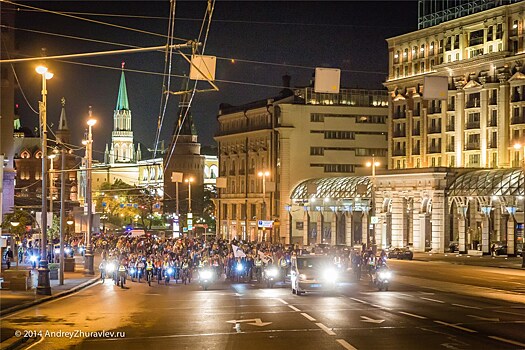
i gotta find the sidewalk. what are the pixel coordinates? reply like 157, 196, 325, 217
412, 252, 524, 269
0, 256, 100, 318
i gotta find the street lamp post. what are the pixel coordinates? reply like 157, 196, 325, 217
36, 64, 53, 295
258, 171, 270, 242
366, 156, 380, 255
84, 110, 96, 275
185, 177, 194, 236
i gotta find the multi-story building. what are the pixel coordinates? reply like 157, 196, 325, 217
215, 79, 388, 243
385, 0, 525, 169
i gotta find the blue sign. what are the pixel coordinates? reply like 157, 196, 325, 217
102, 202, 107, 207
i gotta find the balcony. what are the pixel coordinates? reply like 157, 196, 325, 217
392, 149, 406, 156
511, 93, 525, 102
413, 108, 420, 117
466, 121, 480, 129
489, 97, 497, 105
464, 142, 480, 151
446, 124, 455, 132
248, 168, 255, 175
446, 144, 455, 152
428, 146, 441, 154
412, 147, 420, 155
511, 116, 525, 125
238, 169, 246, 175
393, 112, 406, 119
487, 117, 498, 127
468, 37, 484, 46
465, 100, 480, 108
428, 126, 442, 134
412, 128, 421, 136
428, 107, 441, 114
487, 142, 498, 149
393, 130, 406, 138
229, 170, 236, 176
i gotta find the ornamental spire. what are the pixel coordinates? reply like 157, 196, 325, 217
116, 62, 129, 111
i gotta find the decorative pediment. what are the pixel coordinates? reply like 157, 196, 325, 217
393, 93, 406, 101
463, 79, 482, 89
508, 71, 525, 82
20, 150, 31, 159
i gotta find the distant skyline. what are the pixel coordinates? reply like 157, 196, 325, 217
7, 1, 418, 160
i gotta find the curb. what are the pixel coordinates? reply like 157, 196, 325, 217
411, 256, 524, 270
0, 277, 100, 318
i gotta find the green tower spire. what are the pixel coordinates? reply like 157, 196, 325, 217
116, 62, 129, 110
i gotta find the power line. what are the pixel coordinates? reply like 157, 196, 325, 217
2, 0, 188, 41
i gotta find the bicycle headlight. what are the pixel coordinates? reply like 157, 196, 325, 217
30, 255, 38, 263
200, 269, 213, 280
106, 263, 115, 273
130, 268, 136, 274
379, 271, 392, 280
167, 267, 174, 274
236, 264, 244, 272
298, 273, 307, 280
266, 267, 279, 277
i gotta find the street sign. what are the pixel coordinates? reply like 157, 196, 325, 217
257, 220, 274, 228
371, 216, 380, 224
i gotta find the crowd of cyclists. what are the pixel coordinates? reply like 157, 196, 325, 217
90, 233, 391, 289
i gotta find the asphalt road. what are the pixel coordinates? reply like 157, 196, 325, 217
1, 261, 524, 350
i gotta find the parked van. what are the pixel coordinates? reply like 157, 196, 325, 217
290, 255, 339, 295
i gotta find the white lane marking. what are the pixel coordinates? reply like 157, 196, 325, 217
397, 293, 413, 297
315, 322, 336, 336
399, 311, 427, 319
488, 336, 525, 348
26, 337, 45, 349
420, 297, 445, 304
336, 338, 358, 350
452, 303, 481, 310
288, 305, 301, 312
350, 297, 368, 304
434, 320, 477, 333
467, 315, 499, 322
301, 313, 317, 321
276, 298, 288, 305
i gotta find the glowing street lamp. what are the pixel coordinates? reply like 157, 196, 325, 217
36, 64, 53, 295
84, 109, 96, 275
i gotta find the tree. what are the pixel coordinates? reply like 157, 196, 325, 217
1, 210, 34, 240
95, 179, 139, 230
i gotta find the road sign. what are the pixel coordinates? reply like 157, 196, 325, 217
226, 318, 272, 327
257, 220, 274, 228
371, 216, 380, 224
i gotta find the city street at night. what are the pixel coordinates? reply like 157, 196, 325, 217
1, 259, 524, 350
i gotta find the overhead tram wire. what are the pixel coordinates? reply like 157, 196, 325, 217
2, 0, 188, 42
163, 0, 216, 174
153, 0, 178, 159
9, 7, 412, 30
3, 24, 387, 76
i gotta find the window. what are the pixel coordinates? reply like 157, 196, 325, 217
310, 114, 324, 122
310, 147, 324, 155
454, 35, 459, 49
487, 26, 493, 41
323, 131, 355, 139
232, 204, 237, 220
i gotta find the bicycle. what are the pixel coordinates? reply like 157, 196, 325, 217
146, 269, 153, 286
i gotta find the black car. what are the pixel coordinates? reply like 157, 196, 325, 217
387, 247, 413, 260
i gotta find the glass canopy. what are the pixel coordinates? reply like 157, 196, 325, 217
447, 169, 525, 197
290, 176, 371, 201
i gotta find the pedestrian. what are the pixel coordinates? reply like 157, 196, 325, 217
491, 243, 496, 257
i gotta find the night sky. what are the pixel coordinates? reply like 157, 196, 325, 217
8, 1, 418, 161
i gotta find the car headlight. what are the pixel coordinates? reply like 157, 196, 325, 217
323, 268, 338, 282
266, 268, 278, 277
200, 270, 213, 279
379, 271, 392, 279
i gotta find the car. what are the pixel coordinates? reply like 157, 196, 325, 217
448, 241, 459, 253
387, 247, 413, 260
290, 255, 339, 295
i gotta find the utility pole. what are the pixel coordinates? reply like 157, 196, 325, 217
59, 146, 66, 285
